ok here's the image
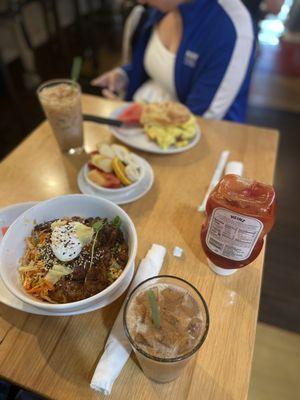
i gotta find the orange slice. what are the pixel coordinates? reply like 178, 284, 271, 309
112, 157, 132, 186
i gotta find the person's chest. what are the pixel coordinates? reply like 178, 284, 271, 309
156, 10, 183, 54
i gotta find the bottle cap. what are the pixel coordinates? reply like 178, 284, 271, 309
225, 161, 244, 176
207, 259, 238, 276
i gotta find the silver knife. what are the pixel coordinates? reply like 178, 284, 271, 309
83, 114, 141, 129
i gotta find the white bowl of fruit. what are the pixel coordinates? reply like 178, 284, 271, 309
84, 143, 145, 194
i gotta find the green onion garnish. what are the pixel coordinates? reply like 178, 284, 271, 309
88, 220, 105, 271
112, 215, 121, 229
92, 220, 104, 232
147, 289, 160, 329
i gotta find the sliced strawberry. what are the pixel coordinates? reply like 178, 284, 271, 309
103, 172, 122, 188
118, 103, 143, 124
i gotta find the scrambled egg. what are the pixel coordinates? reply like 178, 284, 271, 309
144, 115, 197, 150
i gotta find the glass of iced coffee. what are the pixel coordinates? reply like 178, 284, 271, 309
123, 275, 209, 383
37, 79, 83, 153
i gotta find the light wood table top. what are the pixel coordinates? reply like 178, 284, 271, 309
0, 95, 278, 400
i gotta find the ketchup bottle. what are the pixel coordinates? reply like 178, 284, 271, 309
201, 174, 276, 275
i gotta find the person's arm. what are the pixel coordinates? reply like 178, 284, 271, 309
185, 10, 254, 121
185, 38, 254, 121
91, 5, 149, 100
90, 67, 128, 99
120, 64, 133, 83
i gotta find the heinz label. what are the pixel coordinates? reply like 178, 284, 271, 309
206, 207, 263, 261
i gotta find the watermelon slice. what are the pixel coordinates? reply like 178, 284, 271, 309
118, 103, 143, 124
1, 226, 8, 236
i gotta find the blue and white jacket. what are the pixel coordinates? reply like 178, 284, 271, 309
122, 0, 255, 123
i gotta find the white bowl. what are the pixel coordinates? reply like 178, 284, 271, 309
0, 194, 137, 313
84, 154, 145, 195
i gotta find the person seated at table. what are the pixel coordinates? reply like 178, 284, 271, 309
91, 0, 256, 123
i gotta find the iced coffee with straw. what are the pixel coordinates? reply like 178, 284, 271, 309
37, 79, 83, 153
123, 275, 209, 383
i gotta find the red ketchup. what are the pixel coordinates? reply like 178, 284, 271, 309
201, 174, 276, 274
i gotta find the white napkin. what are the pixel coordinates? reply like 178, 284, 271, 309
90, 244, 166, 396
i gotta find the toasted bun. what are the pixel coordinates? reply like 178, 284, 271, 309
140, 102, 192, 126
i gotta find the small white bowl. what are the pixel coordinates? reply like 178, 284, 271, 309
0, 194, 137, 313
85, 154, 145, 195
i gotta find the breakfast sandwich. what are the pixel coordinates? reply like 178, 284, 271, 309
140, 102, 197, 149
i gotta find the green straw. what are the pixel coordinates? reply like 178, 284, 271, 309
147, 289, 160, 329
71, 56, 82, 86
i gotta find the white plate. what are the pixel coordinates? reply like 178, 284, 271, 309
78, 157, 154, 205
0, 202, 134, 316
109, 104, 201, 154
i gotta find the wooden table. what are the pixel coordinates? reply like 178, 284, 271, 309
0, 95, 278, 400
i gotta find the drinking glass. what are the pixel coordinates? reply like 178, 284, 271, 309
37, 79, 84, 154
123, 275, 209, 383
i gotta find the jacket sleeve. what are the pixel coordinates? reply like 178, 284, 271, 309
184, 33, 254, 120
121, 64, 133, 81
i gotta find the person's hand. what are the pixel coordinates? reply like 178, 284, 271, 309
91, 68, 128, 99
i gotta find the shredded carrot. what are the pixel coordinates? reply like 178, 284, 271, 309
39, 232, 47, 245
20, 230, 54, 301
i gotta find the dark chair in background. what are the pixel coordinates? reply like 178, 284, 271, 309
0, 0, 54, 130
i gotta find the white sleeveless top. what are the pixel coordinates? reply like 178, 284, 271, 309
133, 29, 177, 103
